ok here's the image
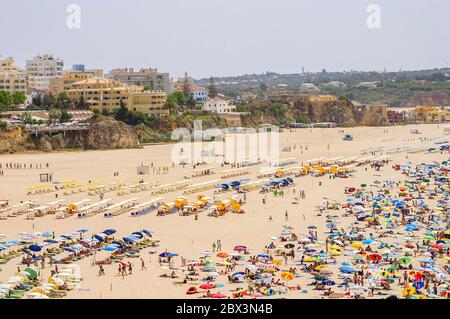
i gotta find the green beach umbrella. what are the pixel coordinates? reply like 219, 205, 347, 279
24, 267, 38, 280
398, 257, 412, 264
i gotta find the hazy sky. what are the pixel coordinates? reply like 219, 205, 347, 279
1, 0, 449, 79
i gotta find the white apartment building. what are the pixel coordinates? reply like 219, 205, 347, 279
203, 98, 236, 113
0, 54, 27, 93
26, 54, 64, 91
299, 83, 320, 93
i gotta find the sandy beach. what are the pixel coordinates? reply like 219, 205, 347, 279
1, 123, 450, 299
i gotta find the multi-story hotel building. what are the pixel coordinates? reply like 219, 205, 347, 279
0, 54, 27, 93
108, 67, 172, 94
67, 77, 168, 115
66, 77, 143, 110
47, 69, 104, 95
127, 91, 168, 115
63, 69, 103, 91
26, 54, 64, 91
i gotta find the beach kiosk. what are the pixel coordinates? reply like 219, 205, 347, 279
137, 164, 150, 175
444, 125, 450, 135
39, 172, 53, 183
343, 134, 353, 141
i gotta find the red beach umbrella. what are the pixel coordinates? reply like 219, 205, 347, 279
369, 253, 382, 262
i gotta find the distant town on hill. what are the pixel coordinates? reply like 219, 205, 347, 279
194, 68, 450, 107
1, 52, 450, 152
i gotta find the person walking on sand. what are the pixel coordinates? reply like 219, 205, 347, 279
269, 215, 273, 222
285, 210, 288, 221
99, 265, 105, 276
140, 258, 147, 270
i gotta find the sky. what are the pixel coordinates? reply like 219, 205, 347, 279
1, 0, 449, 79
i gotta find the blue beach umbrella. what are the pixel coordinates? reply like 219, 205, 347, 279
28, 245, 42, 252
159, 252, 178, 258
123, 236, 137, 244
41, 232, 53, 237
103, 245, 118, 252
322, 280, 336, 286
232, 272, 245, 277
143, 229, 154, 237
103, 229, 116, 235
339, 266, 356, 273
131, 232, 144, 239
413, 281, 424, 290
94, 234, 107, 242
112, 241, 125, 249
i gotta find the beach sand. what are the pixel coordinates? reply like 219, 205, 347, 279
0, 123, 448, 298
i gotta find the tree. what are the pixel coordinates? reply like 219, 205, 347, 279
258, 83, 268, 98
115, 104, 128, 123
259, 83, 268, 92
165, 92, 189, 108
0, 91, 13, 110
208, 77, 218, 98
92, 108, 101, 120
56, 92, 71, 109
60, 109, 72, 123
48, 108, 62, 125
338, 96, 351, 103
20, 111, 33, 124
75, 96, 88, 109
12, 91, 26, 106
119, 97, 126, 108
182, 72, 192, 95
186, 95, 197, 108
32, 94, 43, 107
43, 93, 56, 108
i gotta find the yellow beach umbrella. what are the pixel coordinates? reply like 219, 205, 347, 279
329, 250, 342, 256
30, 288, 49, 296
351, 242, 362, 249
315, 265, 328, 270
303, 257, 316, 263
402, 286, 416, 297
265, 267, 277, 273
280, 272, 294, 281
273, 259, 282, 266
49, 277, 65, 287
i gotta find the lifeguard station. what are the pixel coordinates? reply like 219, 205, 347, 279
136, 164, 150, 175
343, 134, 353, 141
39, 172, 53, 183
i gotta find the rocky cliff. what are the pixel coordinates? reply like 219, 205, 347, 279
241, 97, 388, 127
0, 125, 32, 154
0, 117, 140, 154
